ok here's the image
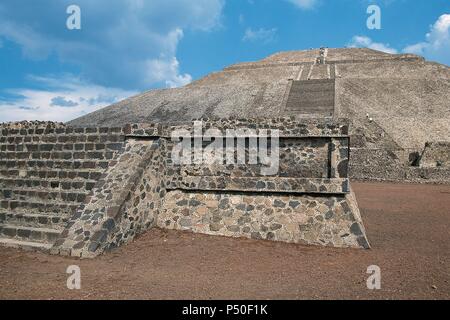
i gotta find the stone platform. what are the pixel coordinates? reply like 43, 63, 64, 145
0, 119, 370, 258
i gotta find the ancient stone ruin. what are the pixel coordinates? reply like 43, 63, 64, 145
1, 48, 448, 257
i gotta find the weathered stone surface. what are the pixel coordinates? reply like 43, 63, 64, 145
158, 189, 368, 249
1, 117, 372, 257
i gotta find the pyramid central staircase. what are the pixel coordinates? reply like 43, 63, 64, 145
284, 48, 335, 117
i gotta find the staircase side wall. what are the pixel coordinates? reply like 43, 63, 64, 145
51, 138, 165, 258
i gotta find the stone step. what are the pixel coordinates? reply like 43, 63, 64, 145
286, 91, 334, 101
1, 188, 87, 203
0, 159, 110, 170
286, 104, 334, 113
290, 86, 335, 94
0, 150, 116, 161
285, 79, 335, 116
0, 224, 62, 243
0, 142, 124, 153
0, 237, 53, 252
0, 210, 70, 229
308, 64, 329, 79
0, 168, 104, 181
0, 198, 80, 215
295, 78, 334, 85
0, 126, 123, 137
285, 98, 335, 109
0, 133, 124, 144
0, 177, 97, 192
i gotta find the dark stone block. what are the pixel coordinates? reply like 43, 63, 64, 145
103, 219, 116, 232
91, 230, 107, 243
256, 181, 266, 189
342, 180, 349, 193
26, 144, 39, 152
340, 201, 351, 214
2, 227, 16, 237
189, 199, 201, 207
289, 200, 300, 209
2, 190, 12, 198
273, 199, 286, 208
88, 172, 101, 181
350, 222, 363, 236
30, 230, 43, 240
218, 198, 229, 209
176, 199, 188, 206
78, 172, 90, 179
246, 205, 255, 212
87, 152, 104, 159
337, 159, 348, 178
40, 144, 54, 152
88, 241, 100, 252
38, 216, 49, 224
266, 232, 275, 240
107, 143, 124, 151
357, 236, 370, 249
251, 232, 262, 240
73, 241, 85, 250
61, 182, 71, 190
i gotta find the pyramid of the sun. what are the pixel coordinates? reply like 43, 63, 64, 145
1, 48, 448, 257
70, 48, 450, 183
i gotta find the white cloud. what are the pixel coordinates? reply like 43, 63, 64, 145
348, 35, 398, 54
243, 28, 278, 44
285, 0, 319, 10
0, 0, 225, 90
0, 75, 137, 123
145, 56, 192, 88
403, 14, 450, 65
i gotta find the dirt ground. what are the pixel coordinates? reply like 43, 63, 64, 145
0, 182, 449, 300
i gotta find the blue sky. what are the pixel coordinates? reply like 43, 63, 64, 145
0, 0, 449, 122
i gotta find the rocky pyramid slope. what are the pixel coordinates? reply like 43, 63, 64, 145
68, 48, 450, 183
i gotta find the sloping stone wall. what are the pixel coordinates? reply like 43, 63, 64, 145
158, 190, 368, 249
349, 147, 450, 184
420, 142, 450, 168
51, 139, 165, 258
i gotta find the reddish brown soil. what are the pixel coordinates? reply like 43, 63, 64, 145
0, 182, 449, 300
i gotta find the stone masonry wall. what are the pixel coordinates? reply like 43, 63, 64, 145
158, 119, 368, 250
0, 121, 126, 251
51, 139, 165, 258
350, 147, 450, 184
420, 142, 450, 168
2, 119, 370, 257
348, 118, 450, 184
158, 190, 369, 249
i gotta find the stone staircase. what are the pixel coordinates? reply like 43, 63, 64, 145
284, 48, 335, 117
284, 79, 335, 116
0, 122, 125, 252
